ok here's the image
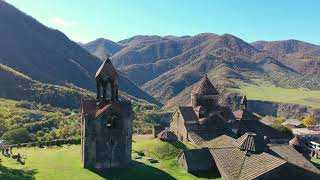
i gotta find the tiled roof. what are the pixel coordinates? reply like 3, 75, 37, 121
269, 144, 320, 174
289, 136, 300, 146
81, 100, 122, 119
188, 127, 237, 147
233, 109, 259, 121
192, 75, 219, 95
179, 105, 236, 126
238, 119, 292, 140
95, 58, 118, 81
234, 133, 257, 152
210, 147, 287, 180
210, 147, 247, 179
200, 135, 235, 148
81, 99, 97, 116
239, 152, 287, 179
178, 106, 198, 123
183, 131, 320, 179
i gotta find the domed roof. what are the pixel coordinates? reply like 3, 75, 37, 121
192, 75, 219, 95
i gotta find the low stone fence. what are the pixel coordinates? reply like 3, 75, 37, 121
0, 138, 81, 150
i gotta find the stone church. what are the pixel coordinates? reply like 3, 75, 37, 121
81, 58, 133, 170
169, 75, 239, 146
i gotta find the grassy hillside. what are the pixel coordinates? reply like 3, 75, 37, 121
0, 136, 220, 180
0, 98, 80, 141
232, 80, 320, 108
0, 64, 94, 109
0, 98, 170, 142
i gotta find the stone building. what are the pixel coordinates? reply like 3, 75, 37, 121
169, 75, 319, 178
81, 58, 133, 170
178, 133, 320, 179
169, 75, 238, 146
152, 124, 164, 138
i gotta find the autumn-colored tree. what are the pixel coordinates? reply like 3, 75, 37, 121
273, 117, 286, 124
302, 116, 317, 126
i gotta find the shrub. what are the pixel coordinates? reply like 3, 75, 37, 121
302, 116, 316, 126
270, 123, 292, 136
1, 128, 31, 144
15, 101, 33, 109
273, 117, 286, 124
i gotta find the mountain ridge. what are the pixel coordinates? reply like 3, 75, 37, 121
84, 32, 320, 108
0, 0, 160, 105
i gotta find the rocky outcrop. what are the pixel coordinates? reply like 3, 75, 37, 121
248, 101, 320, 122
221, 92, 320, 122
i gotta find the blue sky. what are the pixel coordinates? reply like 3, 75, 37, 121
7, 0, 320, 44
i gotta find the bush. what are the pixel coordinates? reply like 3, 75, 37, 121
15, 101, 33, 109
302, 116, 316, 126
273, 117, 286, 124
1, 128, 31, 144
270, 123, 293, 136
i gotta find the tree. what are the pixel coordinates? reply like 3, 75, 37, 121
270, 123, 293, 136
302, 116, 317, 126
1, 128, 31, 144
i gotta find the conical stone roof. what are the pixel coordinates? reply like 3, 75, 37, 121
95, 58, 118, 81
192, 75, 219, 95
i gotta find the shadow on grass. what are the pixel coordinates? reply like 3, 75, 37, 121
191, 170, 221, 179
167, 140, 189, 151
92, 161, 175, 180
310, 161, 320, 169
0, 165, 37, 180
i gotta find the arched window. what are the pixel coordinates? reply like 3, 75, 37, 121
106, 111, 120, 128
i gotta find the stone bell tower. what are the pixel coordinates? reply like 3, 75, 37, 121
81, 58, 133, 170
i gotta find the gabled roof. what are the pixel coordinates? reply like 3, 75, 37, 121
179, 148, 215, 172
188, 127, 237, 147
269, 144, 320, 174
192, 75, 219, 95
95, 58, 118, 81
81, 99, 122, 119
207, 133, 320, 179
200, 135, 235, 148
233, 109, 259, 121
178, 106, 198, 123
210, 146, 287, 180
238, 152, 287, 179
238, 119, 292, 140
289, 136, 300, 146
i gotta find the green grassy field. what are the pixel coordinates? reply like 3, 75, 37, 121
233, 80, 320, 108
311, 158, 320, 169
0, 136, 220, 180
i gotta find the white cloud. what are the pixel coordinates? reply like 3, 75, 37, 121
50, 17, 79, 27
